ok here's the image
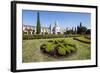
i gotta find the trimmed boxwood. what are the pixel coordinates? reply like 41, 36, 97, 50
66, 45, 76, 52
58, 47, 66, 56
45, 43, 55, 53
57, 41, 71, 54
23, 34, 64, 40
73, 37, 90, 44
40, 39, 77, 57
84, 36, 91, 40
40, 44, 47, 51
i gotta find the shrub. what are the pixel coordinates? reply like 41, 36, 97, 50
64, 46, 71, 54
23, 35, 34, 40
84, 36, 91, 40
73, 37, 90, 44
40, 39, 77, 57
66, 45, 76, 52
54, 40, 59, 44
67, 43, 76, 47
23, 35, 28, 40
33, 35, 42, 39
58, 39, 64, 43
57, 41, 71, 54
45, 43, 55, 53
48, 40, 54, 42
64, 34, 82, 38
23, 34, 65, 40
58, 47, 66, 56
63, 40, 68, 44
40, 44, 47, 50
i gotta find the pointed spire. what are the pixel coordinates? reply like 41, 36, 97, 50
55, 20, 59, 27
49, 24, 51, 28
55, 21, 57, 27
49, 24, 52, 34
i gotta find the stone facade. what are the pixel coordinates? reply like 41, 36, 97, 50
23, 21, 63, 35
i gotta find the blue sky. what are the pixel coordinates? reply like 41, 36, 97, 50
22, 10, 91, 29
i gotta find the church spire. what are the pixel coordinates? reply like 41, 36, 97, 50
55, 21, 59, 27
49, 24, 52, 34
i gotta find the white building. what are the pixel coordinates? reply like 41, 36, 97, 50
23, 21, 63, 35
52, 21, 62, 34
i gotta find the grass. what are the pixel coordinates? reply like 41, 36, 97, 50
73, 37, 91, 44
84, 35, 91, 39
22, 37, 91, 63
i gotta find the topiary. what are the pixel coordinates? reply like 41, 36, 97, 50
67, 43, 75, 47
40, 44, 47, 52
66, 45, 76, 53
40, 39, 77, 57
64, 46, 71, 54
48, 40, 54, 42
54, 40, 59, 44
45, 43, 55, 53
58, 47, 66, 56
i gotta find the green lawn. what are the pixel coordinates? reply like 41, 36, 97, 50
74, 37, 90, 43
22, 37, 91, 63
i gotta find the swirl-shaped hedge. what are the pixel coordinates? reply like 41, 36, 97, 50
40, 39, 77, 57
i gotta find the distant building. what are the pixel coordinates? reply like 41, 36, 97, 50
52, 21, 62, 34
23, 21, 63, 35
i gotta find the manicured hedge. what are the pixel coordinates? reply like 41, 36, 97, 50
45, 43, 55, 53
73, 37, 90, 44
64, 35, 82, 38
84, 36, 91, 40
23, 35, 34, 40
40, 39, 77, 57
23, 34, 85, 40
23, 34, 64, 40
58, 47, 66, 56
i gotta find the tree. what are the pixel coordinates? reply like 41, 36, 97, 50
49, 24, 52, 34
77, 26, 80, 34
80, 22, 82, 28
75, 27, 77, 34
27, 28, 32, 35
36, 12, 41, 34
81, 26, 87, 34
79, 22, 82, 34
86, 29, 91, 34
45, 30, 48, 34
77, 22, 87, 34
72, 27, 73, 34
32, 30, 35, 34
64, 30, 72, 35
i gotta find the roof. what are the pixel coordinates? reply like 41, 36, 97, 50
23, 25, 49, 29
